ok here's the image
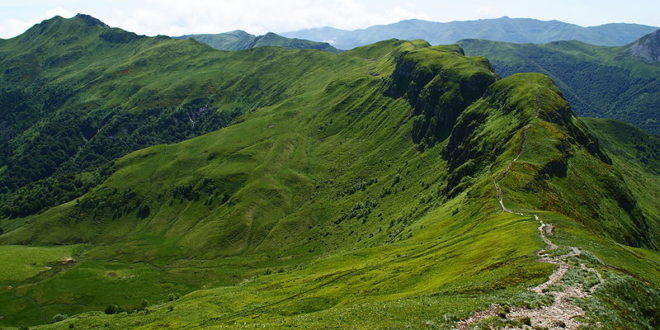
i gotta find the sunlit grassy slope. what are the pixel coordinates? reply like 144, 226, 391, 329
0, 14, 346, 217
0, 15, 657, 329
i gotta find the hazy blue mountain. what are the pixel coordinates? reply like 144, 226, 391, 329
282, 17, 658, 50
178, 30, 340, 53
459, 31, 660, 133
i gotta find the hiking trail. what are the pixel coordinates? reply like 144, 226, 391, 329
456, 92, 604, 330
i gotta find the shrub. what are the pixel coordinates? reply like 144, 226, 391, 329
137, 205, 150, 219
392, 174, 401, 186
168, 293, 180, 301
380, 188, 392, 198
52, 314, 66, 323
521, 316, 532, 326
104, 304, 119, 314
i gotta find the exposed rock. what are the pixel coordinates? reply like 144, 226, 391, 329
60, 257, 76, 265
626, 29, 660, 63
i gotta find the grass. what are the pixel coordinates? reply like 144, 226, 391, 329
0, 14, 657, 329
459, 38, 660, 133
0, 245, 79, 284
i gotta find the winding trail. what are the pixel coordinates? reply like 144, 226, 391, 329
456, 93, 604, 330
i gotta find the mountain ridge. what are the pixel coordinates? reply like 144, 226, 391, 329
625, 29, 660, 63
282, 16, 658, 49
177, 30, 340, 53
458, 31, 660, 133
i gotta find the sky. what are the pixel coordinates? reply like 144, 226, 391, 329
1, 0, 658, 39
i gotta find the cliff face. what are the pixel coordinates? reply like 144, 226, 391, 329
386, 45, 497, 147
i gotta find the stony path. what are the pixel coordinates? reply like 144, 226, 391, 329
456, 94, 604, 330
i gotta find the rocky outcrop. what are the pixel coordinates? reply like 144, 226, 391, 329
386, 45, 497, 146
626, 29, 660, 63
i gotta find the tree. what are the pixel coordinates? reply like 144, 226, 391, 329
137, 205, 150, 219
104, 304, 119, 314
52, 314, 66, 323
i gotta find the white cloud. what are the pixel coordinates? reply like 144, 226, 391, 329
476, 6, 500, 19
0, 0, 657, 39
0, 0, 430, 38
96, 0, 429, 36
0, 6, 74, 38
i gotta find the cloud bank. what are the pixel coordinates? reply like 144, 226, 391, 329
1, 0, 658, 39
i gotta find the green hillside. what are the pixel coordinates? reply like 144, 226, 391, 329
0, 15, 658, 329
459, 35, 660, 133
0, 14, 342, 218
178, 30, 340, 53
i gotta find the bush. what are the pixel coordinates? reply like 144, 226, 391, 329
392, 174, 401, 186
104, 304, 119, 314
137, 205, 150, 219
379, 188, 392, 198
52, 314, 67, 323
168, 293, 180, 301
521, 316, 532, 326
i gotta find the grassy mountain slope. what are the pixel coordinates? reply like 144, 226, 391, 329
0, 17, 657, 328
0, 15, 345, 218
23, 70, 660, 329
178, 30, 340, 53
582, 118, 660, 227
282, 17, 658, 50
459, 36, 660, 134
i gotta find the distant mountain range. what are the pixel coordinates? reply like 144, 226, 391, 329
177, 30, 340, 53
282, 17, 658, 49
459, 29, 660, 133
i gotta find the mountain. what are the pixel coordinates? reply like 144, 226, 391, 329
0, 14, 344, 219
282, 17, 658, 50
0, 15, 658, 329
625, 29, 660, 63
458, 33, 660, 134
177, 30, 340, 53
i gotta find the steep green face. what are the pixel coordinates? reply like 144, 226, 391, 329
459, 35, 660, 134
0, 15, 657, 329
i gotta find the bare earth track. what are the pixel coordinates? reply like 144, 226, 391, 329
456, 93, 605, 330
